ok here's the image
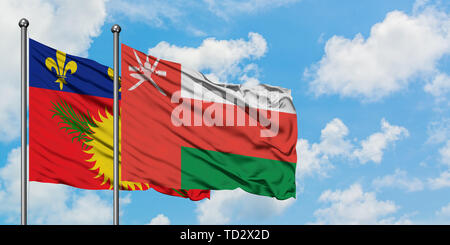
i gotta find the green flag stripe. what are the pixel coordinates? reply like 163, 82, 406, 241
180, 147, 296, 200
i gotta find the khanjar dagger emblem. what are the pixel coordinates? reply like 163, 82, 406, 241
128, 50, 167, 96
45, 50, 77, 90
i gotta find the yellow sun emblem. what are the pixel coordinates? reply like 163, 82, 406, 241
83, 108, 149, 190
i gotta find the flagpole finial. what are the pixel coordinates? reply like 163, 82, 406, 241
18, 18, 29, 28
111, 24, 121, 33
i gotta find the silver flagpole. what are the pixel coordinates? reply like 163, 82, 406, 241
19, 18, 29, 226
111, 24, 121, 226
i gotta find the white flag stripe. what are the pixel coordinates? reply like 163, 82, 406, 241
180, 66, 296, 114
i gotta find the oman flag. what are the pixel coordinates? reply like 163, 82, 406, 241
121, 44, 297, 200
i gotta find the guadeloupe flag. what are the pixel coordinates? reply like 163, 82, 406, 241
29, 39, 210, 201
121, 44, 297, 200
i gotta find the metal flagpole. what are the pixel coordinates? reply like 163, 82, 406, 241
19, 18, 29, 226
111, 24, 121, 226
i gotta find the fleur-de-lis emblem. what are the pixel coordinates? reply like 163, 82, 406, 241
45, 50, 77, 90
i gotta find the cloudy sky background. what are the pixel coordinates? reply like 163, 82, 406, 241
0, 0, 449, 224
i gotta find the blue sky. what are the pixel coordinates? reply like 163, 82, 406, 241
1, 0, 450, 225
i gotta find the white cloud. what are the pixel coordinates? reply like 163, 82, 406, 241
297, 118, 408, 178
0, 0, 108, 142
436, 203, 450, 217
318, 118, 353, 156
413, 0, 431, 13
424, 72, 450, 99
148, 32, 267, 82
203, 0, 300, 20
305, 6, 450, 101
35, 188, 112, 225
376, 214, 414, 225
426, 140, 450, 189
0, 147, 120, 224
438, 140, 450, 166
196, 189, 295, 225
312, 183, 410, 224
372, 169, 424, 192
296, 118, 351, 178
107, 0, 183, 28
352, 119, 409, 164
428, 170, 450, 189
0, 86, 21, 142
109, 0, 299, 27
427, 118, 450, 144
148, 214, 171, 225
107, 0, 302, 38
108, 1, 300, 36
296, 139, 333, 178
426, 121, 450, 190
0, 148, 22, 221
